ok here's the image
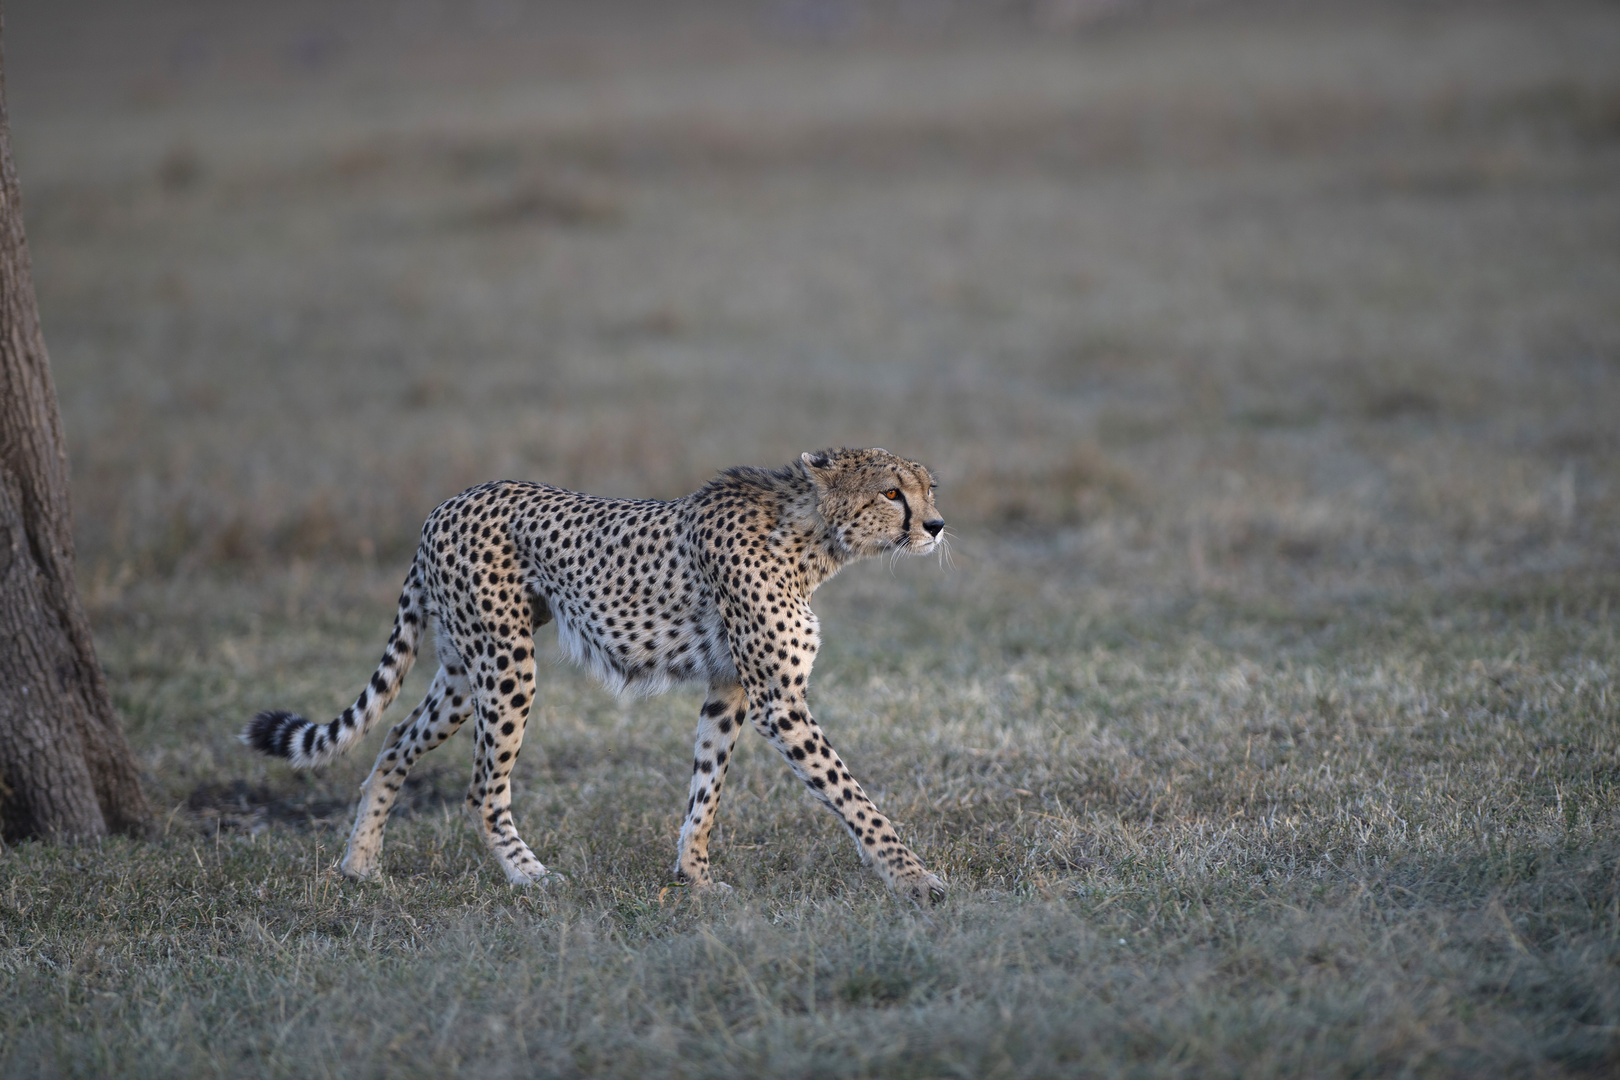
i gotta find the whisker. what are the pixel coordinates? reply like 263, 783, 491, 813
886, 534, 910, 574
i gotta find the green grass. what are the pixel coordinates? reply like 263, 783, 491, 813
3, 0, 1620, 1074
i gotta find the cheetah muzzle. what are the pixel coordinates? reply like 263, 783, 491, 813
242, 448, 949, 904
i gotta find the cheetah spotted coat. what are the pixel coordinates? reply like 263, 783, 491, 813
244, 448, 948, 903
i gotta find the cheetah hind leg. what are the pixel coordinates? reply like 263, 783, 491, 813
340, 663, 474, 879
463, 636, 555, 886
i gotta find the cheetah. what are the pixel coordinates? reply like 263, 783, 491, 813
243, 448, 949, 903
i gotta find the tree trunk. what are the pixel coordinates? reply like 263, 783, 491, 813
0, 4, 150, 842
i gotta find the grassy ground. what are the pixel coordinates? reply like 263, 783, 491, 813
3, 1, 1619, 1076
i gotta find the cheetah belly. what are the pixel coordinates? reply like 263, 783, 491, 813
526, 554, 735, 697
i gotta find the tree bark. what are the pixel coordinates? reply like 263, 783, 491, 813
0, 3, 150, 842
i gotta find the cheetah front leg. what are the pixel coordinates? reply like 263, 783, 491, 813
672, 678, 749, 891
719, 594, 945, 904
746, 692, 946, 905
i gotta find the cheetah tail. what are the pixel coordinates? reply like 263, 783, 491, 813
241, 554, 428, 769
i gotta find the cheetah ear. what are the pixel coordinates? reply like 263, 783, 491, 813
801, 451, 837, 496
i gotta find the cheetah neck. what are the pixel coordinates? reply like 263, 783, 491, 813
695, 460, 852, 596
778, 480, 849, 595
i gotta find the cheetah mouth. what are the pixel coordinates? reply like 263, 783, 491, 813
890, 533, 940, 556
890, 527, 952, 568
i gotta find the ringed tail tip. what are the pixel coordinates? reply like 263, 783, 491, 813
242, 709, 304, 760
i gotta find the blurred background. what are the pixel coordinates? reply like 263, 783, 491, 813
7, 0, 1619, 602
7, 8, 1620, 1071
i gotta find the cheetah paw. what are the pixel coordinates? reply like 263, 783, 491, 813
503, 865, 563, 888
671, 865, 731, 894
338, 857, 380, 882
902, 872, 947, 906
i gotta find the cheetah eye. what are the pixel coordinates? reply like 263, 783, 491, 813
884, 489, 900, 500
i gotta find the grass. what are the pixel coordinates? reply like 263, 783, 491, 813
3, 0, 1620, 1075
3, 569, 1617, 1077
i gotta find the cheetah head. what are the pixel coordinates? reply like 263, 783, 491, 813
800, 447, 946, 559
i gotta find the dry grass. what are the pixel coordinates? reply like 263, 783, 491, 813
2, 0, 1619, 1075
5, 567, 1618, 1077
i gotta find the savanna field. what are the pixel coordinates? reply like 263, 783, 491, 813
3, 1, 1619, 1075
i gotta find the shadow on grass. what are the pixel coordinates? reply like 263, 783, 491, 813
184, 767, 464, 834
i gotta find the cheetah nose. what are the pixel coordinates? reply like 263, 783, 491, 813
923, 518, 945, 537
